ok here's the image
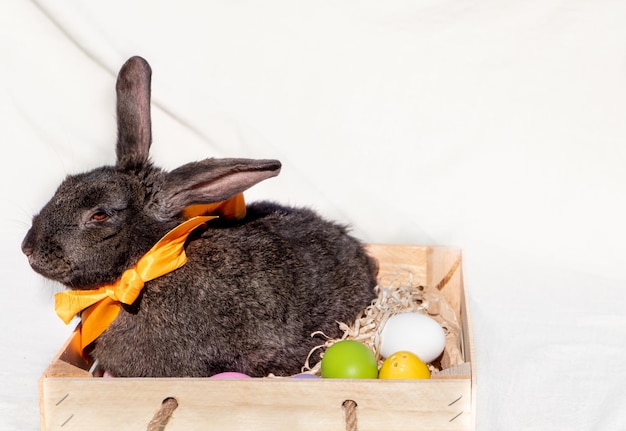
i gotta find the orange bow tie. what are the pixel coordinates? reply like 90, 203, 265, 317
54, 194, 246, 352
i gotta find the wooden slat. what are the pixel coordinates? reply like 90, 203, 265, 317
42, 378, 471, 431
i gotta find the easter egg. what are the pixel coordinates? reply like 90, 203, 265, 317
321, 340, 378, 379
210, 372, 252, 379
379, 312, 446, 363
292, 373, 320, 379
378, 351, 431, 379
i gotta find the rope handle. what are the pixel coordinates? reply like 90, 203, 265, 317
147, 397, 358, 430
343, 400, 359, 431
147, 397, 178, 431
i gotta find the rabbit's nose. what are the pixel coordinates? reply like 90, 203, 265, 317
21, 230, 35, 257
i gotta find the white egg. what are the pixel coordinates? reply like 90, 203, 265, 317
379, 312, 446, 363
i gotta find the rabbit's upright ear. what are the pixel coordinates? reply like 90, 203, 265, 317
115, 56, 152, 170
159, 158, 281, 219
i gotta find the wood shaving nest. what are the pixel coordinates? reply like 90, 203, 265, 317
302, 270, 464, 376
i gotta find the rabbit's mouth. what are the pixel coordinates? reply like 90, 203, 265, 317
25, 253, 72, 284
23, 247, 85, 287
23, 250, 46, 275
22, 232, 110, 289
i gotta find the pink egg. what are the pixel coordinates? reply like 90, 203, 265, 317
210, 372, 252, 379
292, 373, 320, 379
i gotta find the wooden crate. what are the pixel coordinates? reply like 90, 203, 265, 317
39, 245, 476, 431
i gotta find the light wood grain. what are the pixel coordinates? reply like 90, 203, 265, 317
42, 378, 472, 431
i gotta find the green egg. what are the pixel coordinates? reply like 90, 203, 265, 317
321, 340, 378, 379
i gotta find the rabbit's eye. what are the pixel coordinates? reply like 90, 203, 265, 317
90, 210, 110, 222
83, 208, 119, 227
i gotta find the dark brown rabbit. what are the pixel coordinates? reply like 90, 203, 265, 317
21, 56, 378, 377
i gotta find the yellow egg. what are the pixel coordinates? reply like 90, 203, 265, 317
378, 351, 431, 380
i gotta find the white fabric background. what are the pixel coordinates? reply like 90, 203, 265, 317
1, 1, 625, 430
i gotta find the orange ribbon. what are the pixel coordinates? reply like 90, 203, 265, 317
180, 193, 246, 220
54, 194, 246, 352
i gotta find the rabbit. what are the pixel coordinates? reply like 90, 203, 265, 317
21, 56, 378, 377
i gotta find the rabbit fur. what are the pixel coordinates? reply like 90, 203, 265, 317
21, 56, 378, 377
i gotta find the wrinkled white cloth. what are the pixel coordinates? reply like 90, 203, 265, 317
1, 1, 625, 429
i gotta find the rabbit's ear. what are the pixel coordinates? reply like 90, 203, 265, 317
115, 56, 152, 170
160, 158, 281, 218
